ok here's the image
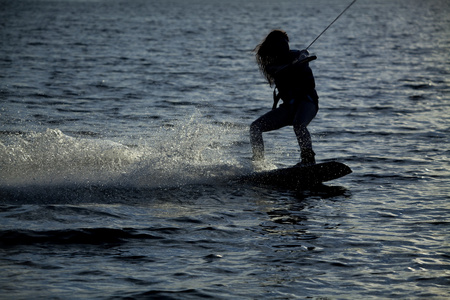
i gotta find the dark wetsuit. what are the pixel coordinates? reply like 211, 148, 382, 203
250, 50, 319, 162
272, 50, 318, 107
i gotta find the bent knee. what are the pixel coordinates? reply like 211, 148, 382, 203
293, 123, 308, 133
250, 121, 262, 134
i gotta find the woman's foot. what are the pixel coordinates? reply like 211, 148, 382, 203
295, 149, 316, 168
294, 160, 316, 168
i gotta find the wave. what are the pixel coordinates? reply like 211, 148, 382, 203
0, 227, 162, 246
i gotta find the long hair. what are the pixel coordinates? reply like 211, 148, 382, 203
253, 29, 290, 86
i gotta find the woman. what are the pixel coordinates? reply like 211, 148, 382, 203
250, 29, 319, 167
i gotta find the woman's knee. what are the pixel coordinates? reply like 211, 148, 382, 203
250, 120, 262, 135
293, 123, 308, 135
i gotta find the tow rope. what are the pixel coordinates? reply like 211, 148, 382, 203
306, 0, 358, 50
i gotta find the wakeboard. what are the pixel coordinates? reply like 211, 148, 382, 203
237, 161, 352, 189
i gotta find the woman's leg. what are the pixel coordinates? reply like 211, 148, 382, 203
250, 107, 291, 160
292, 98, 318, 165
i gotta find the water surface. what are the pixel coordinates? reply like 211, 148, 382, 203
1, 0, 449, 299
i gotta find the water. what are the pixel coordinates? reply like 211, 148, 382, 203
1, 0, 449, 298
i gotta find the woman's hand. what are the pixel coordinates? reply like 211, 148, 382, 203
294, 50, 317, 64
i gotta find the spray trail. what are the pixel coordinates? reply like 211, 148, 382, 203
0, 111, 250, 191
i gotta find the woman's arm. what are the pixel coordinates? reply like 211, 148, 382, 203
269, 50, 317, 75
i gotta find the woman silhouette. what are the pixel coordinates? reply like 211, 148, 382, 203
250, 29, 319, 167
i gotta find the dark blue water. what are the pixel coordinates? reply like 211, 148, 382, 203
1, 0, 449, 299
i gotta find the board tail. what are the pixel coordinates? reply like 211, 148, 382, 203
236, 161, 352, 189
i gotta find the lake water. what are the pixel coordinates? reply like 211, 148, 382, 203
1, 0, 449, 299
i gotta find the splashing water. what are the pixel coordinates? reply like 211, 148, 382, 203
0, 128, 140, 187
126, 111, 251, 188
0, 111, 251, 189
